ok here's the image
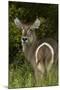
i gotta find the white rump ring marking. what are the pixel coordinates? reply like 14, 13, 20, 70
35, 42, 54, 71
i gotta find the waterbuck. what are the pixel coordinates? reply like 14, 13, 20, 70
14, 17, 58, 83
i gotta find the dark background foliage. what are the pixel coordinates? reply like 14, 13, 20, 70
9, 1, 58, 88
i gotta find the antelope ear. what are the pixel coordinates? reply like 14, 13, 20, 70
30, 18, 40, 29
14, 17, 23, 29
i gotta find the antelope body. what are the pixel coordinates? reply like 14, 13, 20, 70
14, 17, 58, 83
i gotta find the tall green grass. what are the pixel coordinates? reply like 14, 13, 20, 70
9, 62, 58, 89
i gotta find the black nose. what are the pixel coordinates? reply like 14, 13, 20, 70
22, 37, 27, 41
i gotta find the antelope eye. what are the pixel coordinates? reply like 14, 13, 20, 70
27, 30, 32, 36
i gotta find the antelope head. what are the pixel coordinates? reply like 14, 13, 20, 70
14, 17, 40, 51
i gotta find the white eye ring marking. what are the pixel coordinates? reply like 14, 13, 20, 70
27, 30, 32, 36
22, 29, 25, 34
